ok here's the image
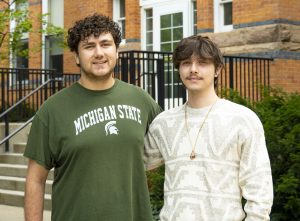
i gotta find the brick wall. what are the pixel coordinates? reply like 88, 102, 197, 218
28, 0, 42, 69
278, 0, 300, 21
125, 0, 140, 43
270, 59, 300, 93
197, 0, 214, 32
0, 2, 10, 67
234, 0, 280, 25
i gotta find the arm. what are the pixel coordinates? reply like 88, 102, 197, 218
144, 125, 164, 171
239, 119, 273, 220
24, 159, 49, 221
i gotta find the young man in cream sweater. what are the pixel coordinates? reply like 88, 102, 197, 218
145, 35, 273, 221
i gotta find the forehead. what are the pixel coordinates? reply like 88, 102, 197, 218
82, 32, 114, 43
182, 55, 212, 62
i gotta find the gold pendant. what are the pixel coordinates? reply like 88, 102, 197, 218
190, 151, 196, 160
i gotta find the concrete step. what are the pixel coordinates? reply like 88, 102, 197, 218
0, 153, 28, 165
0, 189, 51, 210
0, 176, 52, 194
12, 143, 26, 154
0, 164, 54, 179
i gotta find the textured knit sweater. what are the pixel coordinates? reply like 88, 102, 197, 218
144, 99, 273, 221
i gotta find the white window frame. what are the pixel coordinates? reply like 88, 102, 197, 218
192, 0, 197, 35
113, 0, 126, 44
48, 0, 64, 28
214, 0, 233, 33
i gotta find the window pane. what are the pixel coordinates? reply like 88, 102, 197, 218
146, 45, 153, 51
49, 0, 64, 27
16, 40, 28, 68
173, 12, 182, 26
193, 1, 197, 35
146, 32, 153, 44
224, 2, 232, 25
146, 18, 153, 31
121, 20, 125, 39
146, 9, 152, 17
173, 27, 183, 41
161, 43, 171, 52
120, 0, 125, 18
161, 14, 171, 28
161, 29, 171, 43
172, 41, 180, 51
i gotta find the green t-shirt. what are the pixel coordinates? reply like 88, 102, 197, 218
24, 79, 161, 221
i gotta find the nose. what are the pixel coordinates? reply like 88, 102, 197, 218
190, 61, 198, 74
94, 44, 104, 57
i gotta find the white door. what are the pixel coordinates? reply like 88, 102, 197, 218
152, 0, 192, 52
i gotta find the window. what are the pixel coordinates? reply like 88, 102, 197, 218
145, 9, 153, 51
160, 12, 183, 52
45, 0, 64, 73
48, 0, 64, 27
192, 0, 197, 35
45, 36, 64, 74
15, 39, 29, 69
113, 0, 126, 40
214, 0, 233, 32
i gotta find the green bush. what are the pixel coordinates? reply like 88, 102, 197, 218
147, 87, 300, 220
254, 88, 300, 220
1, 102, 35, 122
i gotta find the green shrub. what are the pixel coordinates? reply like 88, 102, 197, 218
254, 88, 300, 220
1, 102, 35, 122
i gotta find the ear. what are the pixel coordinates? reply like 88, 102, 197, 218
215, 66, 222, 77
74, 52, 80, 66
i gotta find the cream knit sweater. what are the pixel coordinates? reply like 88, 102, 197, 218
145, 99, 273, 221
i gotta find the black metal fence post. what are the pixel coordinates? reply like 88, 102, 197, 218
129, 51, 136, 85
157, 59, 165, 109
229, 57, 234, 90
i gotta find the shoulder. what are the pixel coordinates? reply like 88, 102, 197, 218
35, 85, 74, 117
117, 80, 150, 97
219, 99, 263, 129
151, 105, 183, 125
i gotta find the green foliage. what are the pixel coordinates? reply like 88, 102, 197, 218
254, 89, 300, 220
1, 101, 35, 122
147, 87, 300, 220
0, 0, 65, 62
147, 165, 165, 221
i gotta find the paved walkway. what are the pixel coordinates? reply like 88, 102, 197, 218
0, 205, 51, 221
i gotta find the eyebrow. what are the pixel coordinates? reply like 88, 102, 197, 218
81, 39, 114, 46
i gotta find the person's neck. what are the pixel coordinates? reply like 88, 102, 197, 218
78, 76, 115, 91
187, 90, 219, 109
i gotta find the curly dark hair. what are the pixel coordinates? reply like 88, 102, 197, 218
173, 35, 224, 71
67, 13, 122, 53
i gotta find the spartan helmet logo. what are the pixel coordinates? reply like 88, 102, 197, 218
105, 121, 119, 136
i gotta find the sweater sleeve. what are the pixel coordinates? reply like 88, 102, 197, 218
144, 121, 164, 170
239, 116, 273, 221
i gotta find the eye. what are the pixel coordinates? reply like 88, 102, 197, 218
83, 45, 94, 49
181, 61, 191, 65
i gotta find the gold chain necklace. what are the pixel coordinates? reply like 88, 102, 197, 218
184, 100, 218, 160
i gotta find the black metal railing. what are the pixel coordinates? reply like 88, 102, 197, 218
116, 51, 186, 110
218, 56, 272, 102
116, 51, 273, 109
0, 68, 59, 113
0, 78, 63, 151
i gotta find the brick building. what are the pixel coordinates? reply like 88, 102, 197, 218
5, 0, 300, 93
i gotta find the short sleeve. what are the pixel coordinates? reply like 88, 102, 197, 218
24, 114, 54, 170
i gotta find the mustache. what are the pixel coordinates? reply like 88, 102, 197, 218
186, 74, 204, 80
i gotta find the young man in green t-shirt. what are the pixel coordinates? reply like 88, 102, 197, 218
24, 13, 161, 221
